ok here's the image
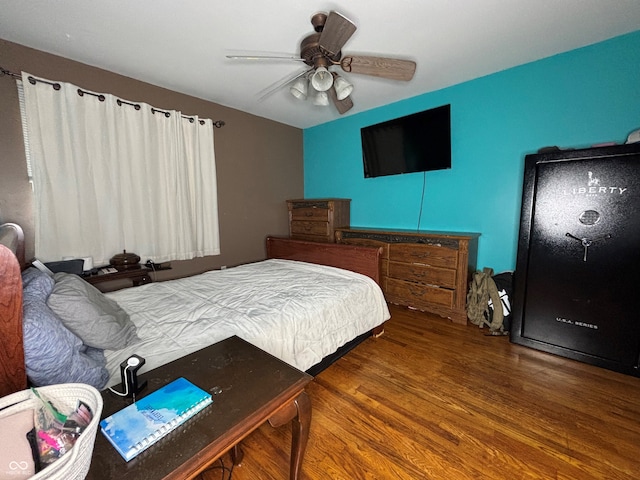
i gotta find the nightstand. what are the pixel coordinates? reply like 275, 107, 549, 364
84, 266, 152, 292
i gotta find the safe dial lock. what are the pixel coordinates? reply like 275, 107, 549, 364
565, 232, 612, 262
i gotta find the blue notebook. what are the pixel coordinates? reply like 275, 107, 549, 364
100, 377, 212, 461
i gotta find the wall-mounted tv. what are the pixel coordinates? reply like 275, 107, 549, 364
361, 104, 451, 178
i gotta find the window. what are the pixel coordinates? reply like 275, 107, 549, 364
19, 72, 220, 265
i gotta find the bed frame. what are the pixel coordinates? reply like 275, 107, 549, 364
265, 236, 381, 285
0, 225, 384, 397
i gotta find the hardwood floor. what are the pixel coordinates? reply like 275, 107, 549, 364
202, 305, 640, 480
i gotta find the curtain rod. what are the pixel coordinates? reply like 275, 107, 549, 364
0, 66, 21, 79
1, 66, 225, 128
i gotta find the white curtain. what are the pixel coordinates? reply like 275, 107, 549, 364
20, 72, 220, 265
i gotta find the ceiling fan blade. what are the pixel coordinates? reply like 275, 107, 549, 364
328, 87, 354, 115
319, 11, 357, 57
257, 67, 313, 102
340, 55, 416, 81
226, 54, 306, 62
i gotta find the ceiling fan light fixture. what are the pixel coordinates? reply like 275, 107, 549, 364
289, 77, 308, 100
310, 66, 333, 92
312, 90, 330, 106
229, 10, 418, 116
333, 75, 353, 101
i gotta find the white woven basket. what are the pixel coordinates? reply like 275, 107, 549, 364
0, 383, 103, 480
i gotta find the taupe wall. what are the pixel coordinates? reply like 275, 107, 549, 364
0, 39, 303, 279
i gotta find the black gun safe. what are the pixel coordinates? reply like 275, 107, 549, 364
511, 143, 640, 377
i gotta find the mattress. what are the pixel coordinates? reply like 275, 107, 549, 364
104, 259, 390, 386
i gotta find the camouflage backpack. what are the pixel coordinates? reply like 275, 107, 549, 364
466, 267, 505, 334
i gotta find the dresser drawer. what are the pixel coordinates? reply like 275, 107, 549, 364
290, 220, 330, 237
336, 228, 479, 324
289, 199, 350, 244
389, 243, 458, 269
335, 236, 390, 259
386, 277, 454, 308
290, 207, 330, 222
388, 261, 456, 289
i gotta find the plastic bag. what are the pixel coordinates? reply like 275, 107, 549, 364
31, 388, 93, 469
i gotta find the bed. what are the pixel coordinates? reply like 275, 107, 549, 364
0, 223, 390, 397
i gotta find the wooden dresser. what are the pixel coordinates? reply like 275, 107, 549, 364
287, 198, 350, 243
336, 227, 480, 324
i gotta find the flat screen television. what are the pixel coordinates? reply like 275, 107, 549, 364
361, 104, 451, 178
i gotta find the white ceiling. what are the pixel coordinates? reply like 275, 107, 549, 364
2, 0, 640, 129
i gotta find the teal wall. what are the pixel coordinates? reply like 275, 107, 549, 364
304, 31, 640, 272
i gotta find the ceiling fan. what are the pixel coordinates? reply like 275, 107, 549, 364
227, 11, 416, 114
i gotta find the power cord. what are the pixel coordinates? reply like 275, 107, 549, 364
198, 458, 234, 480
145, 259, 171, 273
145, 260, 159, 272
417, 170, 427, 231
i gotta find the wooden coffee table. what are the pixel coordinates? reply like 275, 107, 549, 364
86, 336, 313, 479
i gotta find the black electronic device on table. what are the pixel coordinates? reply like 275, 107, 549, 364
119, 355, 147, 398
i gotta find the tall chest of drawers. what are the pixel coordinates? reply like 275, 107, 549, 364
336, 228, 480, 324
287, 198, 351, 243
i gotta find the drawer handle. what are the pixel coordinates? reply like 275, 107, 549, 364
408, 285, 425, 295
410, 261, 432, 268
304, 212, 314, 217
408, 283, 440, 294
